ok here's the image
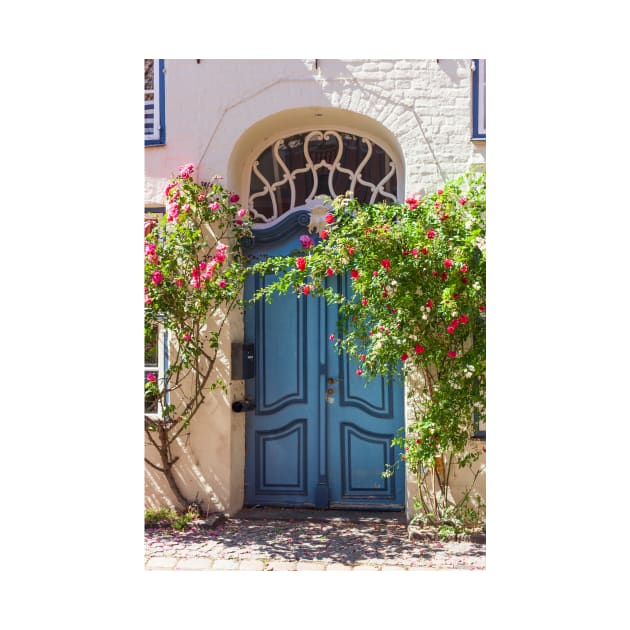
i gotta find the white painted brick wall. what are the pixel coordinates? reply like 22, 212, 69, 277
145, 59, 485, 205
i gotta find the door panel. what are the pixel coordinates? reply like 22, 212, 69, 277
325, 275, 404, 509
245, 273, 320, 506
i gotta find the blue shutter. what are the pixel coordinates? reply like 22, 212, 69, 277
145, 59, 165, 146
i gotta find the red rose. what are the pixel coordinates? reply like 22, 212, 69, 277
459, 314, 469, 324
444, 259, 453, 268
303, 285, 310, 295
296, 257, 306, 271
326, 267, 334, 276
381, 259, 391, 268
361, 298, 368, 306
447, 351, 456, 358
447, 326, 455, 334
351, 269, 359, 279
320, 230, 328, 239
401, 353, 409, 361
324, 213, 334, 224
427, 229, 436, 239
426, 299, 433, 308
415, 344, 425, 354
229, 194, 240, 203
356, 368, 362, 376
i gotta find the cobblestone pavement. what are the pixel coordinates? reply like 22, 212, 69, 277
145, 511, 486, 571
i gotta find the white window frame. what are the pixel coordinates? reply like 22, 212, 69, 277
144, 324, 168, 419
472, 59, 486, 140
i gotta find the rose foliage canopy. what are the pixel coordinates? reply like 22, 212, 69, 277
251, 171, 486, 475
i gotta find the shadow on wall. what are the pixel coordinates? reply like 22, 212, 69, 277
144, 315, 236, 516
307, 58, 473, 188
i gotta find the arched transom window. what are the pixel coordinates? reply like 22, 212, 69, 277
248, 130, 398, 224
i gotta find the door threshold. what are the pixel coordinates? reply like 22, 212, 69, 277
235, 506, 406, 524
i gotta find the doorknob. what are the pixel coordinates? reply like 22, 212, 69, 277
327, 377, 343, 384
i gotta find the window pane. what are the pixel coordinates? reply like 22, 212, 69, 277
144, 372, 158, 414
144, 59, 154, 91
144, 323, 158, 366
249, 131, 397, 222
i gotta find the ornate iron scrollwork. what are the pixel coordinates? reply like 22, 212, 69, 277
248, 130, 397, 224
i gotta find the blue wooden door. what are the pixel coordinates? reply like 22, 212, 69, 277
243, 214, 404, 510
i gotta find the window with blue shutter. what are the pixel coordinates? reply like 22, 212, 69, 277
472, 59, 486, 140
145, 59, 165, 146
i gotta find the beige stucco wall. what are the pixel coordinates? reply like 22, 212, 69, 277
145, 59, 486, 519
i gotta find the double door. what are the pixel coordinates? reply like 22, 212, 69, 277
243, 222, 404, 509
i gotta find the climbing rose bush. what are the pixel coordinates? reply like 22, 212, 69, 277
251, 171, 486, 526
144, 165, 252, 507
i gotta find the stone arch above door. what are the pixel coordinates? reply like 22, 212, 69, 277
228, 107, 405, 223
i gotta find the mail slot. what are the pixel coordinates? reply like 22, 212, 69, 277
231, 343, 255, 380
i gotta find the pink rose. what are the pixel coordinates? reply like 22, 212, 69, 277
144, 219, 157, 237
210, 202, 220, 211
146, 372, 157, 382
300, 235, 315, 249
427, 229, 436, 239
167, 204, 179, 222
229, 194, 240, 203
179, 163, 195, 179
218, 279, 227, 288
151, 270, 163, 285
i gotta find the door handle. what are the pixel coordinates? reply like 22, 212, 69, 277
327, 377, 343, 384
